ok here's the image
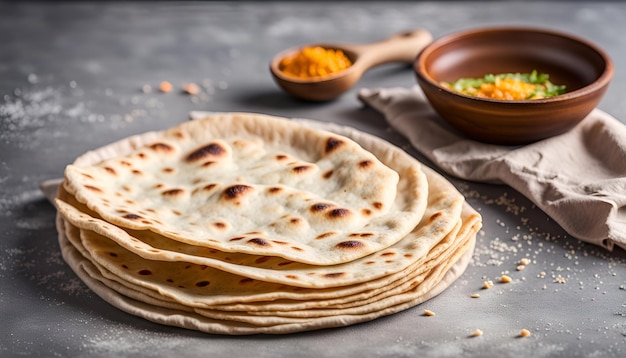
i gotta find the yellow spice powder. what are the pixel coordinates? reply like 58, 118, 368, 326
280, 46, 352, 79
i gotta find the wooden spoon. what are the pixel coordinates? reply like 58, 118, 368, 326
270, 29, 433, 101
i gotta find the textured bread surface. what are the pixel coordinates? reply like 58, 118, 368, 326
63, 113, 428, 265
53, 113, 482, 335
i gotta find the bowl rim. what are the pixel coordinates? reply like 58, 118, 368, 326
414, 26, 614, 104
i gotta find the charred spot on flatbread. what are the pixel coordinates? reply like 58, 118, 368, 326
186, 142, 228, 162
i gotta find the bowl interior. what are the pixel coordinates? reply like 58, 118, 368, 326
421, 28, 608, 96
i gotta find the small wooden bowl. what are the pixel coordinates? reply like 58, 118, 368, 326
414, 27, 613, 145
271, 29, 432, 101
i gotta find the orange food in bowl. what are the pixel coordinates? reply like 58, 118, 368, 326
441, 71, 566, 100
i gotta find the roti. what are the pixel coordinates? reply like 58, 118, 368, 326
62, 113, 428, 265
58, 215, 477, 334
52, 112, 482, 335
65, 203, 476, 313
58, 168, 476, 308
55, 163, 463, 289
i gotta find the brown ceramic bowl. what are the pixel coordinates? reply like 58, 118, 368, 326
414, 27, 613, 145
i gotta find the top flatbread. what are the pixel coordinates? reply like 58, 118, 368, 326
62, 113, 428, 265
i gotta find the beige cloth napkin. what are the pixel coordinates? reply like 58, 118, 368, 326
358, 86, 626, 251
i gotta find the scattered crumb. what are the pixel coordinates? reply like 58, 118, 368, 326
470, 293, 480, 298
516, 257, 531, 271
27, 73, 39, 84
456, 183, 626, 344
159, 81, 173, 93
141, 84, 152, 93
423, 309, 436, 317
182, 82, 200, 95
500, 275, 512, 283
471, 329, 483, 337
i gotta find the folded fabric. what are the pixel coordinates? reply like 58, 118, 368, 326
358, 86, 626, 251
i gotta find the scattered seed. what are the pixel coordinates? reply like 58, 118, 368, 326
501, 275, 512, 283
159, 81, 173, 93
520, 329, 531, 337
182, 82, 200, 95
27, 73, 38, 84
471, 329, 483, 337
470, 293, 480, 298
423, 309, 436, 317
482, 280, 494, 289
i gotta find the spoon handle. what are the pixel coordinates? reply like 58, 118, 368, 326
348, 29, 433, 70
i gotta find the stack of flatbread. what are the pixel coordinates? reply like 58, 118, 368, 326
53, 112, 482, 335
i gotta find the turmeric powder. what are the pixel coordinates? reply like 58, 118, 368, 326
279, 46, 352, 79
